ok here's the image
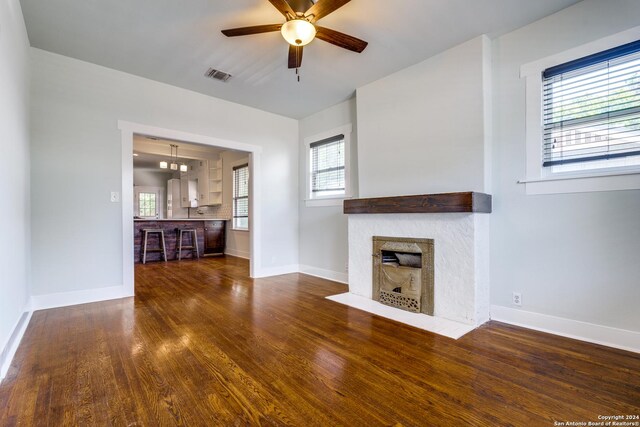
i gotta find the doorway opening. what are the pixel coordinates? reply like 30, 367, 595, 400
119, 121, 263, 296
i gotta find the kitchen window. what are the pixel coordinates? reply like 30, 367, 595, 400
232, 163, 249, 230
138, 192, 157, 218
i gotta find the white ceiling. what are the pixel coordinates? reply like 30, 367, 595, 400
132, 135, 229, 165
132, 152, 178, 171
20, 0, 580, 119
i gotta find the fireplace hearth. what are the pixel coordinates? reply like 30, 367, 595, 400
372, 236, 434, 315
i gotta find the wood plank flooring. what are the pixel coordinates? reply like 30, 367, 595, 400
1, 257, 638, 426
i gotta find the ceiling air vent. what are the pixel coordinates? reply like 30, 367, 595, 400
205, 68, 232, 82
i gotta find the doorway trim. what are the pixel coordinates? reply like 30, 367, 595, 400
119, 120, 262, 296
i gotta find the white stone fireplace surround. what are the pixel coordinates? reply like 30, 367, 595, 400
331, 192, 492, 337
348, 212, 490, 327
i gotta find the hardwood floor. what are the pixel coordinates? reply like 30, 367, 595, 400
1, 257, 638, 426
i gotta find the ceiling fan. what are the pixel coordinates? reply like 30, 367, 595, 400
221, 0, 368, 70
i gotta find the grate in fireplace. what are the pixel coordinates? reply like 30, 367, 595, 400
379, 290, 420, 312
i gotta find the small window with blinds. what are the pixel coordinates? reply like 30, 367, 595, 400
233, 164, 249, 230
542, 39, 640, 173
310, 134, 345, 198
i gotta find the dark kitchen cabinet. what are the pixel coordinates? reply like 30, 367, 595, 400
204, 220, 226, 256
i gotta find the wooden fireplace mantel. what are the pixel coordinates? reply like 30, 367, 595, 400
343, 192, 492, 214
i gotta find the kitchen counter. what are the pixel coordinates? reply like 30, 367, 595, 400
134, 219, 228, 262
134, 218, 229, 221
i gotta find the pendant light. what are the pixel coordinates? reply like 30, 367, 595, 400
160, 143, 188, 172
169, 144, 179, 171
174, 145, 188, 172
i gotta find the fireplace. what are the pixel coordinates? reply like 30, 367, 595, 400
372, 236, 434, 315
344, 192, 491, 327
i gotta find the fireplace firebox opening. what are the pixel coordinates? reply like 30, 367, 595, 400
372, 236, 434, 315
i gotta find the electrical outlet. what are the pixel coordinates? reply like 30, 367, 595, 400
512, 292, 522, 306
110, 191, 120, 203
345, 262, 349, 273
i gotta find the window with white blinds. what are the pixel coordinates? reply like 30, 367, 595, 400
232, 164, 249, 230
310, 134, 345, 197
542, 39, 640, 171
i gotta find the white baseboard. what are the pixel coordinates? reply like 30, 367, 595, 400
251, 263, 348, 284
1, 310, 33, 381
30, 285, 131, 311
253, 264, 349, 282
299, 264, 348, 284
252, 264, 300, 278
490, 305, 640, 354
224, 248, 250, 259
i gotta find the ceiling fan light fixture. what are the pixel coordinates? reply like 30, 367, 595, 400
281, 19, 316, 46
221, 0, 368, 70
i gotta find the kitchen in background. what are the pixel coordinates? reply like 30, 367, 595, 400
132, 135, 250, 263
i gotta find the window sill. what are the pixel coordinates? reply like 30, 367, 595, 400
518, 170, 640, 195
305, 196, 352, 207
231, 228, 249, 232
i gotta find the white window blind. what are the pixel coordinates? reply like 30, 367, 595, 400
310, 134, 345, 197
233, 164, 249, 230
542, 40, 640, 168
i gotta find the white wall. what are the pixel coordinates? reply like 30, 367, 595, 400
221, 150, 250, 259
298, 99, 358, 282
30, 48, 298, 296
0, 0, 30, 370
133, 169, 173, 188
491, 0, 640, 332
356, 35, 492, 198
297, 36, 493, 285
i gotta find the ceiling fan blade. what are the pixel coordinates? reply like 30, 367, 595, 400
268, 0, 296, 19
315, 26, 368, 53
288, 45, 303, 68
221, 24, 283, 37
305, 0, 350, 22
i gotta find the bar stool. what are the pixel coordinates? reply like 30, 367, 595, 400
176, 228, 199, 260
141, 229, 167, 264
